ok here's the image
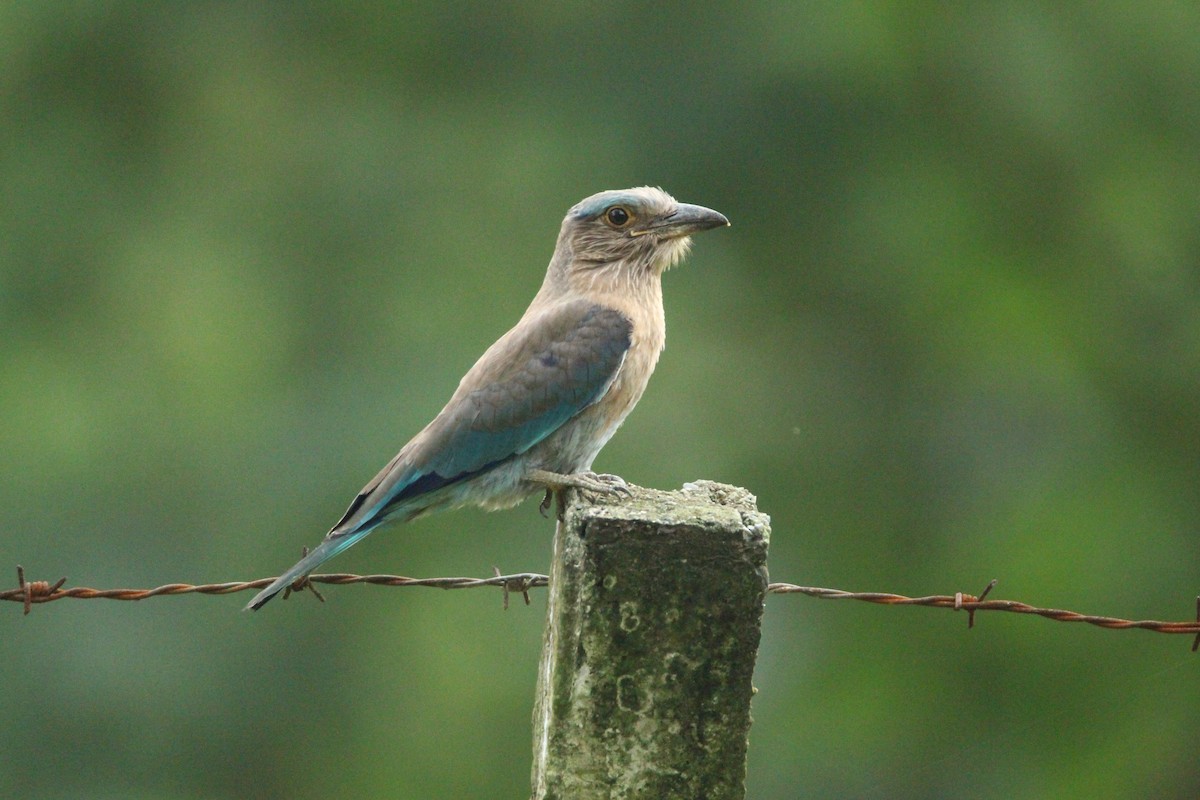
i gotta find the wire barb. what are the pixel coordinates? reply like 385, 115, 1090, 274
494, 566, 534, 610
14, 565, 67, 616
280, 547, 326, 604
954, 578, 999, 629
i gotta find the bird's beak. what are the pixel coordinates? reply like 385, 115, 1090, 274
635, 203, 730, 238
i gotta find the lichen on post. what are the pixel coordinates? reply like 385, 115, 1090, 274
531, 481, 771, 800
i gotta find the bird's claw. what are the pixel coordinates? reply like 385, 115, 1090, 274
588, 472, 632, 496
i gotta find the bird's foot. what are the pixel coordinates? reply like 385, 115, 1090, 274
529, 469, 632, 517
529, 469, 631, 496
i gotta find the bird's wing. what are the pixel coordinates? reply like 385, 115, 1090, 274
330, 299, 633, 536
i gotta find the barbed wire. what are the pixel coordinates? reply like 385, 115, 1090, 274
770, 580, 1200, 650
5, 564, 1199, 649
0, 565, 549, 613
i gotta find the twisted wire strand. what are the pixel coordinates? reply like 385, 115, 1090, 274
769, 582, 1200, 637
5, 566, 1198, 648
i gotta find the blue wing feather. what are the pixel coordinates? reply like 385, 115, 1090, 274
338, 301, 631, 532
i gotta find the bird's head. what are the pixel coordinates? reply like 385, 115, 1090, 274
555, 187, 729, 280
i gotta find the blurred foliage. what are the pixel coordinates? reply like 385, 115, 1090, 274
3, 2, 1199, 798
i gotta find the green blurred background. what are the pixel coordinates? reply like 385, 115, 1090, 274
4, 3, 1199, 798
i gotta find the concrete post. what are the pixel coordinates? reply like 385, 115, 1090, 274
531, 481, 771, 800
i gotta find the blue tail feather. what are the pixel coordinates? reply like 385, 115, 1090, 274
244, 526, 377, 611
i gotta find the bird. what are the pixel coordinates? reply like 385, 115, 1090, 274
245, 186, 728, 610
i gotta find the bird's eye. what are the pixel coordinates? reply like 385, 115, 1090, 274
605, 206, 631, 227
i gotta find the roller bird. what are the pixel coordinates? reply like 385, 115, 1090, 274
246, 187, 728, 610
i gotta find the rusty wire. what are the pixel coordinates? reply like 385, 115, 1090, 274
5, 565, 1199, 649
1, 564, 547, 614
768, 580, 1200, 649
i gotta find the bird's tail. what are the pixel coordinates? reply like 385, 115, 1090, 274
244, 528, 373, 611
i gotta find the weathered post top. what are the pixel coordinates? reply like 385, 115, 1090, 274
531, 480, 771, 800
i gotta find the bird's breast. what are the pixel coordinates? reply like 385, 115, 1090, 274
528, 314, 664, 475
